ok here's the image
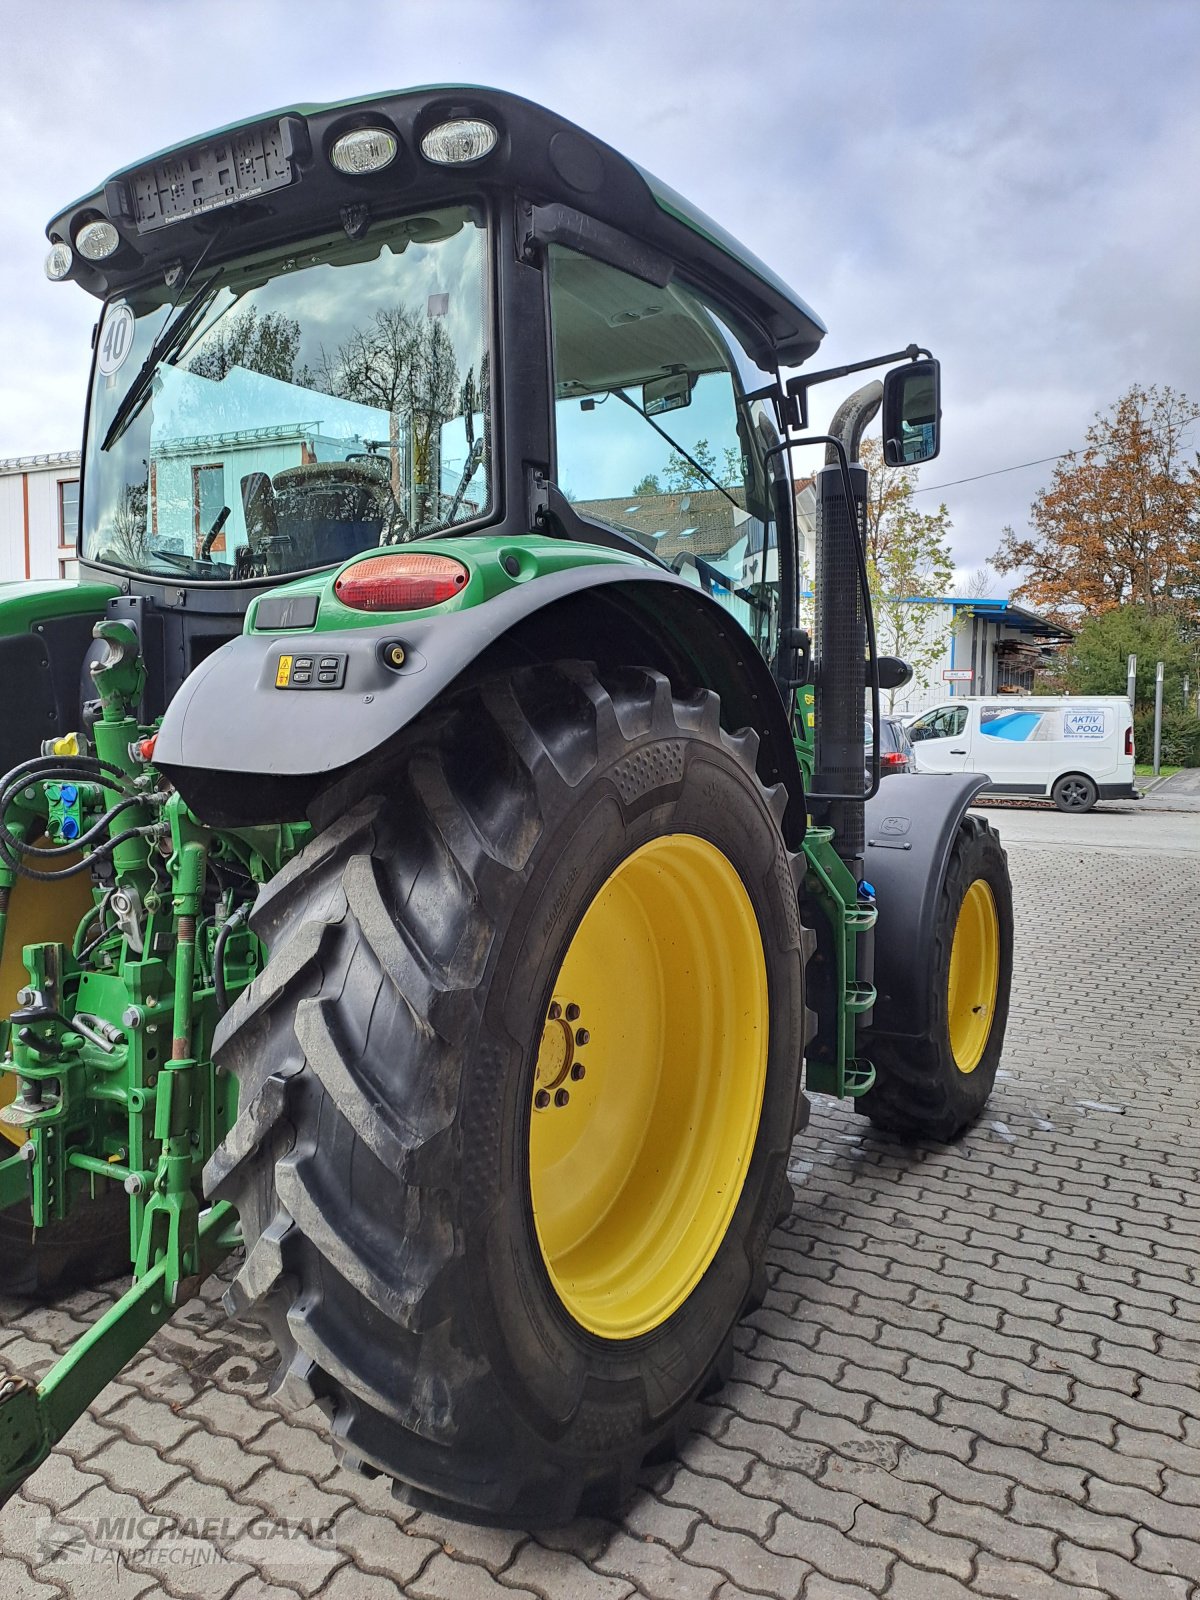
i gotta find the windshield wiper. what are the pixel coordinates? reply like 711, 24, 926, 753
100, 274, 222, 452
607, 387, 744, 514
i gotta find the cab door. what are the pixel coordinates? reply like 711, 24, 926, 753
906, 703, 971, 772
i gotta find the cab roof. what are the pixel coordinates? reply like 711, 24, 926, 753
47, 85, 826, 368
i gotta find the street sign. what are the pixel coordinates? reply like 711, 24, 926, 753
943, 668, 973, 682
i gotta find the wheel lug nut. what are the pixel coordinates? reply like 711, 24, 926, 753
534, 1089, 551, 1110
570, 1062, 586, 1081
554, 1088, 570, 1108
575, 1028, 589, 1046
565, 1003, 580, 1021
548, 1002, 561, 1020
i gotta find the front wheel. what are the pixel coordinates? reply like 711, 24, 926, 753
207, 665, 806, 1525
858, 813, 1012, 1142
1052, 773, 1098, 812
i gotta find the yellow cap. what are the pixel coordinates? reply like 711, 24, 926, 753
46, 733, 81, 758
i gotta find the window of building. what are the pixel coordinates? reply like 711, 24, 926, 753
58, 479, 80, 546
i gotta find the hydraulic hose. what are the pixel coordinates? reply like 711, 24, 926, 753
212, 905, 251, 1017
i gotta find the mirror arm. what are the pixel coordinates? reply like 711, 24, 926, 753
785, 344, 930, 430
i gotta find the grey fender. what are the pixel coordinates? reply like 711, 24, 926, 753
155, 562, 806, 835
861, 772, 987, 1036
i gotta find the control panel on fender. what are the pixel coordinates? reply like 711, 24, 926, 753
274, 651, 347, 689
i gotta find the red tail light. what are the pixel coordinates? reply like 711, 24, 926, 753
1125, 726, 1134, 756
334, 553, 469, 612
880, 751, 908, 769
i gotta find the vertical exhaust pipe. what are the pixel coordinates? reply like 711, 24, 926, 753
810, 381, 881, 874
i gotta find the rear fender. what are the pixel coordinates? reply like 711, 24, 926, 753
862, 772, 987, 1035
154, 565, 806, 841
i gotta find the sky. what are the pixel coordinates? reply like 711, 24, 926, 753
1, 0, 1197, 591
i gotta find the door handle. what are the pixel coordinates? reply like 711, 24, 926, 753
950, 748, 966, 754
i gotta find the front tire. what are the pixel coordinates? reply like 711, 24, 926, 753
206, 665, 805, 1524
858, 813, 1012, 1142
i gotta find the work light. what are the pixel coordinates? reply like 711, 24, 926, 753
329, 127, 398, 175
75, 220, 121, 261
420, 119, 497, 165
45, 242, 73, 280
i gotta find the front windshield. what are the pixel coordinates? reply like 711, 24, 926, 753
83, 205, 491, 581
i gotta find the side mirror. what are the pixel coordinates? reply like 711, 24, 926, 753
643, 370, 692, 416
877, 656, 914, 691
882, 358, 941, 466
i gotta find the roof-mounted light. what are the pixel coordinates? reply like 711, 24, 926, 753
45, 242, 73, 281
420, 118, 497, 166
334, 553, 469, 612
75, 220, 121, 262
329, 126, 398, 176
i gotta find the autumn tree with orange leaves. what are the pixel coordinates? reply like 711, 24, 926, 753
993, 384, 1200, 626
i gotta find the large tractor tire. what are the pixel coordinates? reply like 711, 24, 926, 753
0, 863, 131, 1299
858, 813, 1012, 1143
207, 665, 806, 1525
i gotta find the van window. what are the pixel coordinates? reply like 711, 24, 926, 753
979, 706, 1051, 742
909, 705, 967, 741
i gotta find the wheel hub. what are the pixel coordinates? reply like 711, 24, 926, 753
534, 1001, 588, 1109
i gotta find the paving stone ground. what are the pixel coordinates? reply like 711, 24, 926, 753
2, 817, 1198, 1599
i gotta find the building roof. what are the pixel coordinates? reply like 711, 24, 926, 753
899, 594, 1073, 642
950, 597, 1073, 642
0, 451, 80, 477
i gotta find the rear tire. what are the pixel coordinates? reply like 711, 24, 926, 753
206, 665, 805, 1525
0, 1188, 130, 1300
858, 813, 1012, 1142
1052, 773, 1098, 812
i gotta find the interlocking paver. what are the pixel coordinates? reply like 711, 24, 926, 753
972, 1550, 1106, 1600
499, 1540, 636, 1599
849, 1505, 975, 1582
594, 1530, 725, 1598
1056, 1541, 1193, 1600
408, 1552, 536, 1599
4, 824, 1199, 1599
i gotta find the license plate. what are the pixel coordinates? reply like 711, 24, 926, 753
132, 121, 293, 232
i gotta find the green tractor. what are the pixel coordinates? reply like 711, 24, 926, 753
0, 88, 1012, 1524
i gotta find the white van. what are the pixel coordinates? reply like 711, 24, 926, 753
907, 696, 1136, 812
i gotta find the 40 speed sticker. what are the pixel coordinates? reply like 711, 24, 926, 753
97, 304, 136, 377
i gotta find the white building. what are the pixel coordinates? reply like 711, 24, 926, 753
883, 597, 1072, 716
0, 452, 81, 583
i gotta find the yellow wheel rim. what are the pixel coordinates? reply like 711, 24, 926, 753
947, 878, 1000, 1074
0, 861, 94, 1147
529, 833, 768, 1340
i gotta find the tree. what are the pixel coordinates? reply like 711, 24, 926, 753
993, 384, 1200, 626
962, 562, 997, 599
858, 439, 957, 707
188, 307, 301, 384
315, 306, 460, 529
663, 439, 742, 493
1050, 604, 1200, 765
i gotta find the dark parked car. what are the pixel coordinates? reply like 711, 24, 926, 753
865, 714, 915, 780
